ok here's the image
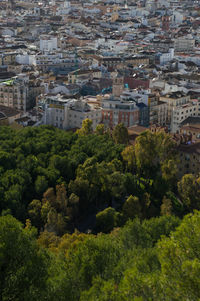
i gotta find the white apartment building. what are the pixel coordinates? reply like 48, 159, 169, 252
56, 1, 71, 15
160, 92, 190, 125
171, 11, 184, 25
156, 48, 174, 66
171, 100, 200, 133
43, 95, 102, 130
16, 53, 36, 65
120, 89, 151, 106
40, 36, 58, 53
174, 36, 195, 52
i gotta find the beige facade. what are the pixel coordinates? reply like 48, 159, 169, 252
112, 77, 124, 97
178, 143, 200, 177
68, 69, 101, 84
180, 124, 200, 142
0, 80, 28, 112
148, 94, 167, 126
0, 53, 16, 66
7, 64, 23, 74
160, 93, 190, 125
171, 100, 200, 133
174, 37, 195, 52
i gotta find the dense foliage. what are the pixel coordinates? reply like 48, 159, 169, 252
0, 124, 188, 233
2, 212, 200, 300
1, 123, 200, 299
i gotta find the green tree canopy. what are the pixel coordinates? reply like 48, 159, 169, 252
112, 123, 129, 145
0, 215, 48, 301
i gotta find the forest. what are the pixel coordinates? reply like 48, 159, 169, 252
0, 120, 200, 300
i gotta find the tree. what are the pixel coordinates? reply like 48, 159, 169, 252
42, 187, 56, 208
134, 130, 177, 179
77, 118, 93, 136
122, 195, 142, 220
57, 230, 88, 257
64, 234, 122, 300
28, 199, 42, 228
68, 193, 79, 221
0, 215, 48, 301
95, 124, 105, 135
107, 171, 127, 204
35, 175, 48, 196
41, 201, 52, 224
160, 196, 172, 216
161, 159, 178, 188
118, 249, 160, 301
96, 207, 119, 233
56, 184, 68, 213
112, 123, 129, 145
46, 207, 58, 233
121, 145, 135, 172
178, 174, 200, 210
80, 278, 119, 301
37, 230, 60, 250
157, 211, 200, 300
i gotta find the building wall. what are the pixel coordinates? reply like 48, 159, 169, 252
171, 101, 200, 133
174, 37, 195, 52
178, 148, 200, 177
44, 102, 102, 130
0, 82, 29, 112
40, 37, 58, 52
113, 77, 124, 97
124, 77, 150, 90
160, 95, 190, 124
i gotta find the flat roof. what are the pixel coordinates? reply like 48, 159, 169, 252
0, 105, 20, 117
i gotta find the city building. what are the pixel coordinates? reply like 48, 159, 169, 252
40, 36, 58, 53
174, 36, 195, 52
101, 95, 139, 128
43, 95, 102, 130
0, 78, 29, 112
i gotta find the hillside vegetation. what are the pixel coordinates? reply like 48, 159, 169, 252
0, 123, 200, 300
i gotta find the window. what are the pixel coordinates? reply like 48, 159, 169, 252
185, 155, 190, 161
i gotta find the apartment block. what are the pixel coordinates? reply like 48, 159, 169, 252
148, 94, 168, 126
101, 96, 139, 128
43, 95, 102, 130
160, 92, 190, 126
174, 36, 195, 52
0, 78, 29, 112
171, 100, 200, 133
